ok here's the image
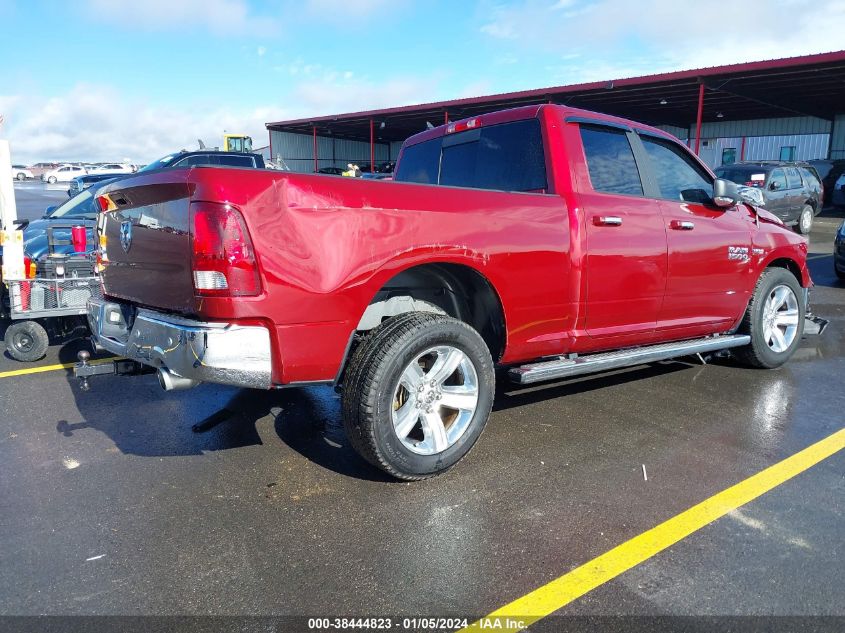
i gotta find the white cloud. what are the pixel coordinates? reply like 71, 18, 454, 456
0, 70, 447, 164
257, 46, 267, 57
479, 0, 845, 80
84, 0, 278, 36
0, 86, 286, 164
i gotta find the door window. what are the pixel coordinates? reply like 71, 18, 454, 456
640, 136, 713, 204
768, 169, 787, 190
785, 167, 802, 189
579, 126, 643, 196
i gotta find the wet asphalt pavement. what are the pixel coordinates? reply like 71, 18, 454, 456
1, 182, 843, 621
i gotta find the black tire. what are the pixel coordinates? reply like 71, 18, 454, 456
15, 172, 25, 181
341, 312, 495, 480
47, 176, 57, 184
4, 320, 49, 362
836, 263, 845, 281
733, 268, 804, 369
795, 205, 813, 235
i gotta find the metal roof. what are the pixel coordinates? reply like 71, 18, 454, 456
266, 51, 845, 143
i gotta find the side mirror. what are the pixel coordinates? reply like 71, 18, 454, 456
769, 180, 781, 191
713, 178, 740, 208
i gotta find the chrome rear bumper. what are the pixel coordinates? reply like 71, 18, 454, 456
87, 298, 272, 389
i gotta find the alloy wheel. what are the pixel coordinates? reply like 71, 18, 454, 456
391, 345, 479, 456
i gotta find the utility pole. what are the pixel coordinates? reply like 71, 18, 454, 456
0, 115, 19, 231
0, 114, 25, 281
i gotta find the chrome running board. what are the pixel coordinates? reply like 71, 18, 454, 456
508, 334, 751, 385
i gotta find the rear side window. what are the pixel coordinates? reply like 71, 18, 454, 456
769, 169, 787, 189
579, 126, 643, 196
640, 136, 713, 203
395, 119, 547, 192
217, 155, 255, 167
786, 167, 802, 189
395, 139, 441, 184
174, 155, 218, 167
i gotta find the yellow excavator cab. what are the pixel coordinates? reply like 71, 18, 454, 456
224, 134, 253, 153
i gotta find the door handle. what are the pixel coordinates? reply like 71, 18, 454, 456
594, 216, 623, 226
670, 220, 695, 230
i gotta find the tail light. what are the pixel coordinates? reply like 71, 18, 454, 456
190, 202, 261, 297
23, 256, 36, 279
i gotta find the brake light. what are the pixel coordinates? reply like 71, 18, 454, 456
190, 202, 261, 297
446, 117, 482, 134
743, 181, 762, 188
23, 256, 36, 279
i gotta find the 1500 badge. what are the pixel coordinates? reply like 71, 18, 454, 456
728, 246, 750, 262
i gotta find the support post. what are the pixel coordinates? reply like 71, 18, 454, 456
0, 139, 18, 231
312, 126, 318, 173
444, 111, 449, 125
369, 119, 375, 173
268, 129, 274, 164
694, 83, 704, 156
740, 136, 746, 161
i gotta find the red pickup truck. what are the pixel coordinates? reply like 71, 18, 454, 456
79, 104, 811, 480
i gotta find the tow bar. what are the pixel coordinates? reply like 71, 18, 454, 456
74, 349, 155, 391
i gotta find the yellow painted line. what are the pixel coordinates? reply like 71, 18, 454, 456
0, 357, 117, 380
462, 427, 845, 632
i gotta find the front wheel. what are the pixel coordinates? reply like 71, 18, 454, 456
15, 172, 25, 181
734, 268, 804, 368
47, 176, 57, 184
4, 320, 50, 362
341, 313, 495, 480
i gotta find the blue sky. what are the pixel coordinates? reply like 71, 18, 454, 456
1, 0, 843, 163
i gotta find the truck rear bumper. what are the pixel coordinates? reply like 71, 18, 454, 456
87, 298, 273, 389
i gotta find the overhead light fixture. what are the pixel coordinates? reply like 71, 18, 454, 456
659, 99, 668, 105
379, 121, 386, 130
716, 112, 724, 118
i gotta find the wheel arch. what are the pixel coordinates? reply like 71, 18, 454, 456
355, 261, 507, 362
766, 256, 805, 286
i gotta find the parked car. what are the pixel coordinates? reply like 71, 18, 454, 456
11, 165, 33, 180
90, 163, 135, 175
714, 161, 821, 233
830, 171, 845, 209
318, 167, 345, 175
42, 164, 87, 184
140, 150, 265, 172
808, 159, 845, 207
81, 105, 811, 480
27, 162, 59, 179
835, 221, 845, 280
68, 173, 128, 197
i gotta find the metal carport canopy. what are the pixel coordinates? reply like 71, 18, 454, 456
266, 50, 845, 144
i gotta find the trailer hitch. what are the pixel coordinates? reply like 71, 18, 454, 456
74, 350, 155, 391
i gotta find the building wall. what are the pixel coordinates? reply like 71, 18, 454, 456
831, 114, 845, 160
269, 130, 390, 173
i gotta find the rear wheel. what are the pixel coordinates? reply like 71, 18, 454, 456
47, 175, 57, 184
4, 321, 49, 362
796, 205, 813, 235
341, 313, 495, 480
15, 172, 25, 181
734, 268, 804, 368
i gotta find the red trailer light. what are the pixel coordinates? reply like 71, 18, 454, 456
190, 202, 261, 297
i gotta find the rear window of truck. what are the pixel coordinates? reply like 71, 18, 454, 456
395, 119, 547, 193
579, 126, 643, 196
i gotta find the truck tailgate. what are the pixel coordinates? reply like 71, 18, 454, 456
99, 173, 195, 313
